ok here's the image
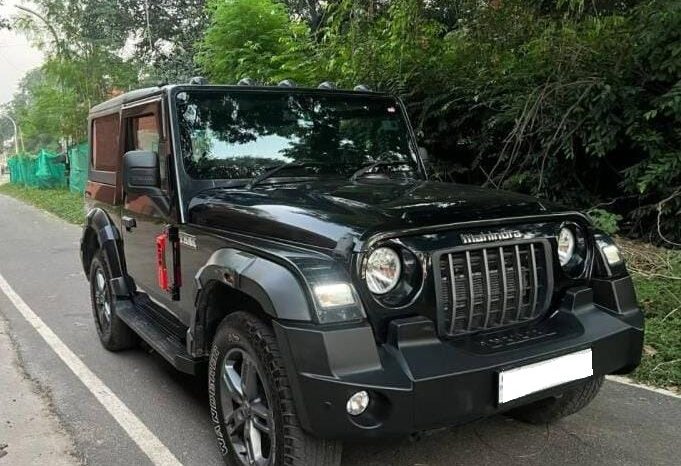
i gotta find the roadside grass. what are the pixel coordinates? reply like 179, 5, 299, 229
0, 183, 678, 391
618, 238, 681, 392
0, 184, 84, 225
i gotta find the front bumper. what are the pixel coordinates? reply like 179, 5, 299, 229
273, 283, 644, 440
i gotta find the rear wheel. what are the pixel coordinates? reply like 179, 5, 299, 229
208, 312, 342, 466
506, 376, 604, 424
89, 251, 137, 351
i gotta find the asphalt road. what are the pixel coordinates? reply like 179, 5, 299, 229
0, 193, 679, 466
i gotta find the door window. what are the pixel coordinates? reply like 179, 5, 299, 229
131, 114, 160, 153
92, 114, 120, 171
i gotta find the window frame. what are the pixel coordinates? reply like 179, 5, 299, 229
166, 85, 427, 223
172, 87, 425, 183
121, 98, 170, 193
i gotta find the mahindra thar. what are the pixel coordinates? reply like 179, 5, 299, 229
81, 79, 644, 466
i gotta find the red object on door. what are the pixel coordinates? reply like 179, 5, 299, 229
156, 233, 169, 291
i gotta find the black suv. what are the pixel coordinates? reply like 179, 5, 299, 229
81, 80, 644, 466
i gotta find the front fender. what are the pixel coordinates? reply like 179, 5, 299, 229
197, 248, 313, 321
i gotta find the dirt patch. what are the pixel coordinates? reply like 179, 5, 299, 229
0, 316, 82, 465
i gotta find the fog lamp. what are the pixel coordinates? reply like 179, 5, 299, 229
346, 391, 370, 416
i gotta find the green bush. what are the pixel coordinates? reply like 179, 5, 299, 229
587, 208, 623, 235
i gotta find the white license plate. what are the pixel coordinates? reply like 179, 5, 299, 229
498, 349, 593, 404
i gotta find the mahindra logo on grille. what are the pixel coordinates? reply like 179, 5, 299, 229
460, 230, 523, 245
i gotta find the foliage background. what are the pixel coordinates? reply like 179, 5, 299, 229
1, 0, 679, 243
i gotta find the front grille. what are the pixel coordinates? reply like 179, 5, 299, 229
436, 240, 553, 337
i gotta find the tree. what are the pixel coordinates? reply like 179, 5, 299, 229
196, 0, 316, 84
281, 0, 325, 31
11, 1, 138, 148
5, 69, 59, 152
115, 0, 209, 83
0, 1, 9, 30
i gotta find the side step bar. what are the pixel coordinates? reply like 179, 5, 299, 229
116, 300, 205, 375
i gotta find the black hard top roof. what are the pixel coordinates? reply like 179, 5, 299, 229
88, 86, 164, 116
88, 83, 389, 117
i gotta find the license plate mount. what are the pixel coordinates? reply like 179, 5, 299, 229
498, 348, 593, 404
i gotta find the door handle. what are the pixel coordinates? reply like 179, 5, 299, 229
122, 216, 137, 231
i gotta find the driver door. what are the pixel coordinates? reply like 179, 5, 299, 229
120, 100, 177, 311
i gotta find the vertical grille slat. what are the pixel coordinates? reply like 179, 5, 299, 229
465, 251, 475, 331
438, 240, 552, 337
499, 246, 508, 325
529, 243, 539, 318
447, 254, 457, 335
513, 245, 524, 322
482, 248, 492, 328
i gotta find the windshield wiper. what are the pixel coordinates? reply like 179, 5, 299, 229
247, 160, 316, 189
349, 161, 413, 181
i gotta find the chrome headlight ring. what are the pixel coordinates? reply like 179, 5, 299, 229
557, 222, 588, 277
362, 244, 424, 307
365, 247, 402, 295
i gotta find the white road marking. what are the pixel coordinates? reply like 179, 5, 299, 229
607, 375, 681, 400
0, 273, 183, 466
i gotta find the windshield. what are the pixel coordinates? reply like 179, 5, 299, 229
175, 89, 420, 182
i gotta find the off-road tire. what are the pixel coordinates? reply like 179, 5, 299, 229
208, 311, 342, 466
506, 376, 604, 424
89, 251, 137, 351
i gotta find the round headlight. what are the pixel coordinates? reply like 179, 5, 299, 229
365, 247, 401, 294
557, 227, 576, 266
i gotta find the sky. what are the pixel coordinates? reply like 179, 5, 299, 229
0, 0, 44, 105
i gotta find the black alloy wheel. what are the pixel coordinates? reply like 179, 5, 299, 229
88, 251, 137, 351
209, 312, 342, 466
92, 265, 112, 335
220, 348, 275, 465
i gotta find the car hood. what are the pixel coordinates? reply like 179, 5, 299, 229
188, 179, 563, 250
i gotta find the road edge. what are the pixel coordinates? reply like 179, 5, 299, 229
606, 375, 681, 399
0, 312, 83, 465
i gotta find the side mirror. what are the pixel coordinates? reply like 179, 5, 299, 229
418, 146, 430, 163
123, 150, 161, 195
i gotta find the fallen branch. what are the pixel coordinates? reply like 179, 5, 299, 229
652, 359, 681, 373
657, 188, 681, 248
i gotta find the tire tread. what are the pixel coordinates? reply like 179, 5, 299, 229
212, 312, 342, 466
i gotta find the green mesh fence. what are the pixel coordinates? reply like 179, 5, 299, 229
8, 154, 37, 186
68, 143, 89, 193
8, 144, 89, 192
8, 150, 65, 188
35, 149, 66, 188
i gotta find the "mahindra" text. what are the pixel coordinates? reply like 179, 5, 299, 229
460, 230, 523, 245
